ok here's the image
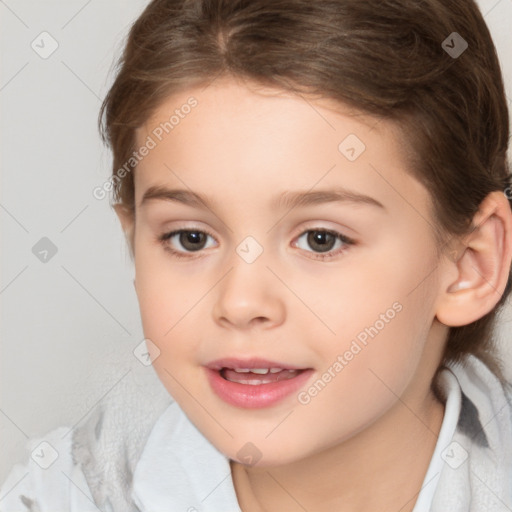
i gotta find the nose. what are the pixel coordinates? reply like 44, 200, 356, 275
212, 255, 286, 331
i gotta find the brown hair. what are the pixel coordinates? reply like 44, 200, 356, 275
99, 0, 512, 378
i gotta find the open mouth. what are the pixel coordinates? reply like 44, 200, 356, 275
205, 359, 313, 408
220, 367, 305, 385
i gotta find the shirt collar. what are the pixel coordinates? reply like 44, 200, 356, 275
411, 366, 462, 511
131, 401, 241, 511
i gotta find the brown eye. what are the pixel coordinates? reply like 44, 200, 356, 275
178, 231, 208, 251
306, 231, 337, 253
294, 228, 354, 260
160, 229, 216, 254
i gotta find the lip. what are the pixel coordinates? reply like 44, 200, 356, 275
206, 357, 305, 371
205, 358, 313, 409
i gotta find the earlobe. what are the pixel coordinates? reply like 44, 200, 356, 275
436, 191, 512, 327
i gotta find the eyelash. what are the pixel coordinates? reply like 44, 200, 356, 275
157, 227, 355, 261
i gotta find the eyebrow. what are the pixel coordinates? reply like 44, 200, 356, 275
140, 186, 385, 211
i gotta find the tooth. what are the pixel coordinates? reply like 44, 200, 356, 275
269, 368, 282, 373
234, 368, 251, 373
250, 368, 270, 374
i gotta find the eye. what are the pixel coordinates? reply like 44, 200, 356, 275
158, 227, 355, 261
294, 228, 354, 260
159, 229, 217, 258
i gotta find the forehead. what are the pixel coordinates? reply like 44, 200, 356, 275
138, 77, 386, 142
135, 78, 396, 170
132, 78, 430, 220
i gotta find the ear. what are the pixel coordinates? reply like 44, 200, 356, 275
436, 191, 512, 327
113, 203, 135, 259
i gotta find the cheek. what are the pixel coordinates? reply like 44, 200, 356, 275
287, 305, 433, 462
307, 241, 439, 403
133, 250, 206, 404
133, 242, 197, 348
316, 238, 437, 347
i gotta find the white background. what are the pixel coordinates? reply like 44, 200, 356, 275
1, 0, 512, 483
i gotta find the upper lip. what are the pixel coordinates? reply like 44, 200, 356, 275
206, 357, 307, 371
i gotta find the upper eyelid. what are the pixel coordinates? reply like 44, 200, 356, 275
162, 225, 350, 239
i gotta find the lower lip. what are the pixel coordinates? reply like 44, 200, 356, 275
205, 368, 314, 409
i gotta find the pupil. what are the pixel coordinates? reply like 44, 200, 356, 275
181, 231, 205, 251
308, 231, 335, 253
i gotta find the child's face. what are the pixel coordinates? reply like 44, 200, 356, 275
129, 78, 449, 466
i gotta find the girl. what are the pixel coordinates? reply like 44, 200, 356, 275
2, 0, 512, 510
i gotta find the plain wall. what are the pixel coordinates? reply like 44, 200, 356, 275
1, 0, 512, 483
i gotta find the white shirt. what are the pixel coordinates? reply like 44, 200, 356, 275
1, 358, 510, 511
